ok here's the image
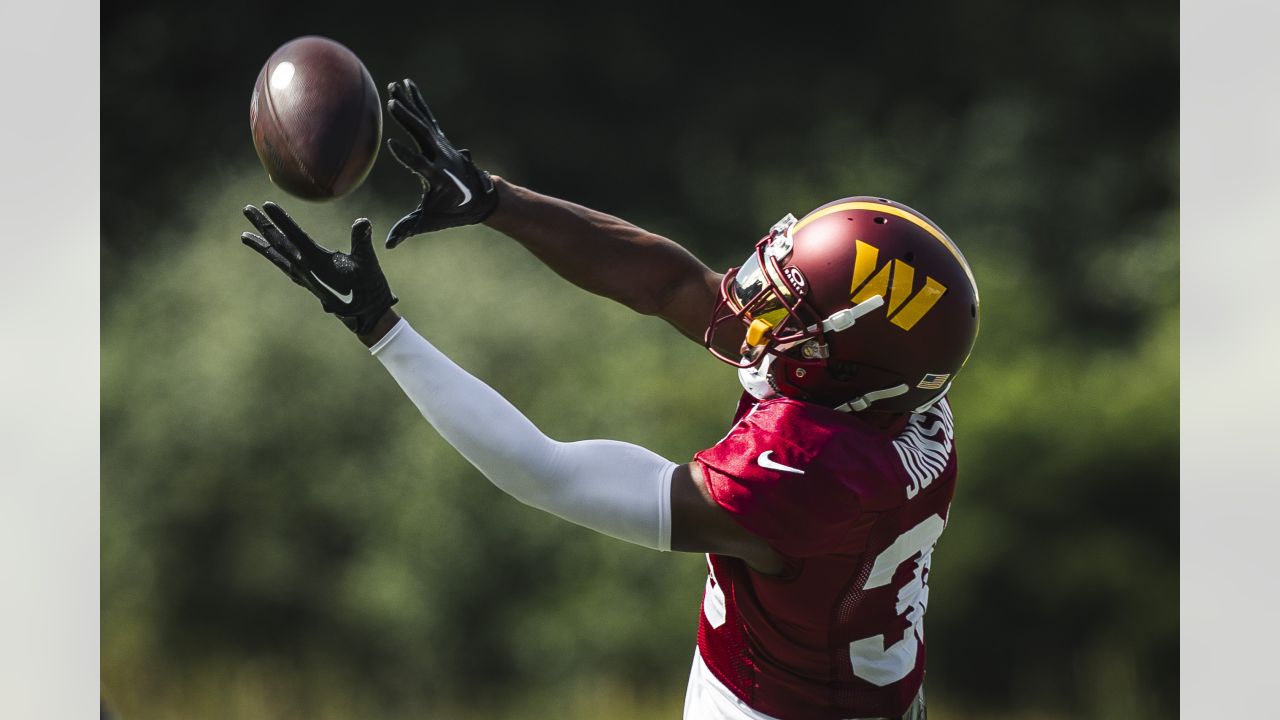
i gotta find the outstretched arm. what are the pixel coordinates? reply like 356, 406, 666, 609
483, 178, 725, 345
380, 78, 731, 347
241, 204, 778, 570
362, 309, 781, 573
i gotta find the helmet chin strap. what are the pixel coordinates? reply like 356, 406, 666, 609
739, 355, 947, 414
807, 295, 885, 334
833, 384, 909, 413
834, 381, 952, 414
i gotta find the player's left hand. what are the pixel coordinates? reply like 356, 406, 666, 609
383, 78, 498, 248
241, 202, 398, 335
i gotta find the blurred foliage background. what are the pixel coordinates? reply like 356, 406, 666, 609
102, 1, 1177, 718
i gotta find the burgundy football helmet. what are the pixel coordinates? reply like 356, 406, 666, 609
704, 197, 980, 414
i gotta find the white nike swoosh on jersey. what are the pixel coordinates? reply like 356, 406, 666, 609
310, 272, 353, 304
757, 451, 805, 475
441, 168, 473, 206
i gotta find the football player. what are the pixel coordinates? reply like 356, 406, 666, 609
240, 78, 979, 720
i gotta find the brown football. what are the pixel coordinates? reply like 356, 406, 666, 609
249, 36, 382, 200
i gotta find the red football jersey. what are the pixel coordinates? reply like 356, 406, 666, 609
693, 393, 958, 719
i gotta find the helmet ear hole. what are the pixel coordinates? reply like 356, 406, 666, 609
827, 361, 859, 383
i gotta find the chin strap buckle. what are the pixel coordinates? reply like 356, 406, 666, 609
810, 295, 885, 335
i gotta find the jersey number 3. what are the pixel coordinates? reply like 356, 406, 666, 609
848, 513, 946, 686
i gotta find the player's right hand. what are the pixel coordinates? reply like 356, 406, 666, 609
241, 202, 398, 335
383, 78, 499, 248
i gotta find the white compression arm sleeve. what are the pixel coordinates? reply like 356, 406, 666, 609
370, 318, 676, 551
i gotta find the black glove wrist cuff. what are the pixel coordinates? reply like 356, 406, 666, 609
475, 172, 499, 223
339, 294, 399, 335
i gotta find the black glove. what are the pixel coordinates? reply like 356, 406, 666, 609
241, 202, 398, 335
384, 78, 498, 248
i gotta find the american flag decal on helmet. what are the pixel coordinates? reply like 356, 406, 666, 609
917, 373, 950, 390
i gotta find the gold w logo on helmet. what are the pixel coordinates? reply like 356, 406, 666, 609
849, 240, 946, 331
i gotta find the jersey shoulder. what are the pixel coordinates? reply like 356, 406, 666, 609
696, 397, 939, 556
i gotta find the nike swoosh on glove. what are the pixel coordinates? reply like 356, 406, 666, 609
384, 78, 498, 248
